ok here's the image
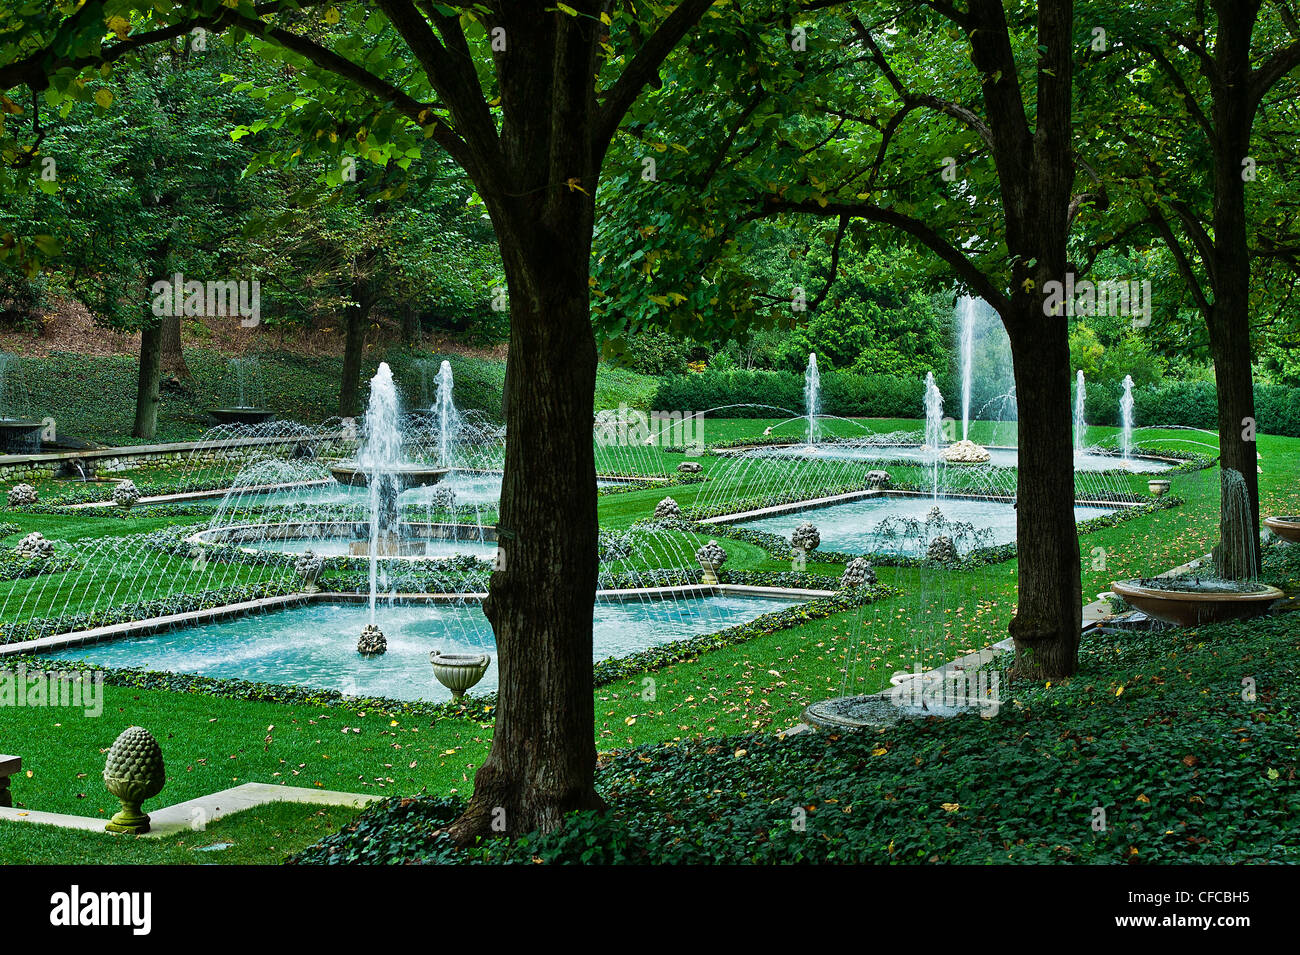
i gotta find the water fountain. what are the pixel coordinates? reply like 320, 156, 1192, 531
433, 360, 460, 467
330, 364, 449, 490
1112, 468, 1283, 625
804, 352, 820, 444
0, 352, 45, 453
210, 356, 275, 425
1119, 374, 1135, 462
922, 372, 944, 497
957, 295, 977, 441
1073, 370, 1087, 453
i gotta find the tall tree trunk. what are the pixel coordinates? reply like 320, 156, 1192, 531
1208, 5, 1262, 578
133, 322, 162, 439
339, 297, 367, 419
159, 314, 193, 384
448, 230, 603, 842
401, 306, 418, 346
970, 0, 1081, 678
1006, 305, 1082, 677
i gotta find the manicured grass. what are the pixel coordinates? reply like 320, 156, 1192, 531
0, 802, 363, 865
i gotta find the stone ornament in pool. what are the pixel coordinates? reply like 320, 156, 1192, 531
358, 623, 387, 656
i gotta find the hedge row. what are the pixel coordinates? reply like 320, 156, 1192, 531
655, 370, 1300, 436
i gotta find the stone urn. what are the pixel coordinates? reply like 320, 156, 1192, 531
103, 726, 165, 834
430, 650, 491, 701
1148, 479, 1171, 497
867, 470, 891, 489
696, 539, 727, 584
14, 531, 54, 560
357, 623, 387, 656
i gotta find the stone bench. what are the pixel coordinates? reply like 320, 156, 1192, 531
0, 755, 19, 808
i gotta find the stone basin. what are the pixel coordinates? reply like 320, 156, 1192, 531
1264, 516, 1300, 543
329, 464, 450, 488
1110, 578, 1284, 627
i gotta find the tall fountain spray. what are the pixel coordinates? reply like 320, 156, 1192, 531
924, 371, 944, 500
804, 353, 821, 444
1073, 370, 1087, 453
358, 363, 403, 624
433, 359, 461, 467
1119, 375, 1135, 462
957, 296, 977, 441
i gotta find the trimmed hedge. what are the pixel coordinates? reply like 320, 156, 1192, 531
657, 369, 1300, 436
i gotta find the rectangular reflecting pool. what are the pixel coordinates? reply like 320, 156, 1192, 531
42, 594, 803, 702
729, 493, 1118, 557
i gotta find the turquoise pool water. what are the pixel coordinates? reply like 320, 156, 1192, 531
732, 494, 1118, 557
43, 594, 802, 702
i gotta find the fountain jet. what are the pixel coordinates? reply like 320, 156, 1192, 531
1073, 370, 1087, 453
1119, 375, 1135, 461
804, 353, 820, 445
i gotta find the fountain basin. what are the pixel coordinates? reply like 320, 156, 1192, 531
1110, 578, 1284, 627
0, 418, 44, 454
40, 592, 807, 702
716, 491, 1120, 558
1264, 516, 1300, 543
209, 407, 276, 426
330, 464, 450, 488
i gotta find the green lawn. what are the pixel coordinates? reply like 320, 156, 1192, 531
1, 417, 1296, 863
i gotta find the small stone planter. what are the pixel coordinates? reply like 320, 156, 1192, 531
430, 651, 491, 701
696, 539, 727, 585
1148, 479, 1171, 497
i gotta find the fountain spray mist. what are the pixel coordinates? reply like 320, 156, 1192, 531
1119, 375, 1135, 461
359, 362, 403, 624
1073, 370, 1087, 453
923, 371, 944, 500
433, 360, 461, 467
804, 353, 820, 444
957, 296, 977, 441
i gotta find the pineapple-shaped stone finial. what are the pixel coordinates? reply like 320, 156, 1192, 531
103, 726, 165, 834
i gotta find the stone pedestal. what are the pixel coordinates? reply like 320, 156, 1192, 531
0, 754, 19, 808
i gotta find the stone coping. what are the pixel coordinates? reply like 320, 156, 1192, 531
0, 583, 828, 658
0, 782, 378, 838
65, 479, 334, 509
700, 487, 1137, 525
0, 431, 344, 467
